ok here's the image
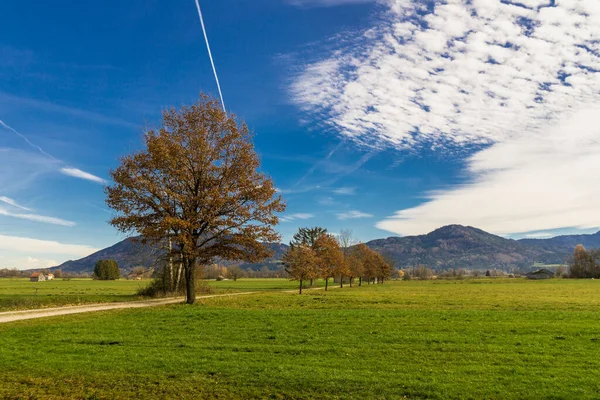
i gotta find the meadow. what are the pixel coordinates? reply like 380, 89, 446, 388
2, 278, 600, 399
0, 278, 322, 311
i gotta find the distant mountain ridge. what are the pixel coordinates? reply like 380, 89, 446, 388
52, 238, 288, 273
51, 225, 600, 273
365, 225, 600, 270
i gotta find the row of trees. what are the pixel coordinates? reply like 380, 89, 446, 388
0, 268, 87, 279
283, 227, 393, 294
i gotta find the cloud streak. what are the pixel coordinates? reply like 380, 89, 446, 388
0, 207, 76, 227
292, 0, 600, 236
0, 234, 98, 256
280, 213, 315, 222
333, 187, 356, 195
60, 167, 106, 184
0, 196, 31, 211
337, 210, 373, 220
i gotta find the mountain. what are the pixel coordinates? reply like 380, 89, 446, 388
52, 225, 600, 274
365, 225, 543, 270
53, 237, 164, 273
52, 238, 289, 273
519, 231, 600, 255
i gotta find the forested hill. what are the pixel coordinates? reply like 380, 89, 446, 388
365, 225, 600, 271
51, 225, 600, 273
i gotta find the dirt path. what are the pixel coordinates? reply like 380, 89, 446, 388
0, 292, 256, 324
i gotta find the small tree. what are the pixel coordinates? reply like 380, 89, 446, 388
227, 265, 244, 281
313, 233, 344, 290
93, 260, 120, 280
283, 245, 318, 294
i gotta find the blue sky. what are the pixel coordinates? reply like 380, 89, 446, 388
1, 0, 600, 269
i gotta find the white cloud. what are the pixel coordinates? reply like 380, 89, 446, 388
0, 255, 59, 270
60, 167, 106, 184
376, 107, 600, 235
280, 213, 316, 222
337, 210, 373, 220
0, 234, 99, 256
287, 0, 374, 7
292, 0, 600, 236
0, 207, 76, 227
0, 196, 31, 211
523, 233, 554, 238
333, 187, 356, 195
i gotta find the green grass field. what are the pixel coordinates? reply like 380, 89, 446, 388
2, 279, 600, 399
0, 278, 322, 311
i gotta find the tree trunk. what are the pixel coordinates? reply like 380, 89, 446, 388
175, 260, 183, 292
310, 278, 313, 287
340, 275, 343, 288
359, 277, 362, 286
325, 278, 328, 291
349, 277, 353, 288
168, 239, 174, 292
299, 279, 303, 294
185, 257, 196, 304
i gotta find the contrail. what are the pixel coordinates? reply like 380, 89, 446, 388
0, 119, 106, 184
194, 0, 226, 112
0, 119, 59, 162
295, 141, 345, 186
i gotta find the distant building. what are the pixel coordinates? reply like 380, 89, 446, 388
525, 268, 554, 280
30, 272, 46, 282
46, 273, 54, 280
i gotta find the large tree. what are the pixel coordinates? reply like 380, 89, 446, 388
106, 96, 285, 304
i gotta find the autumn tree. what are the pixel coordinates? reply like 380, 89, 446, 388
105, 95, 285, 304
569, 244, 599, 278
283, 245, 318, 294
313, 233, 344, 290
227, 265, 244, 281
375, 253, 392, 284
290, 226, 327, 286
346, 247, 364, 287
351, 243, 377, 284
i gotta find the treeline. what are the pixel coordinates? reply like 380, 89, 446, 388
568, 244, 600, 278
0, 268, 87, 279
283, 227, 393, 294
